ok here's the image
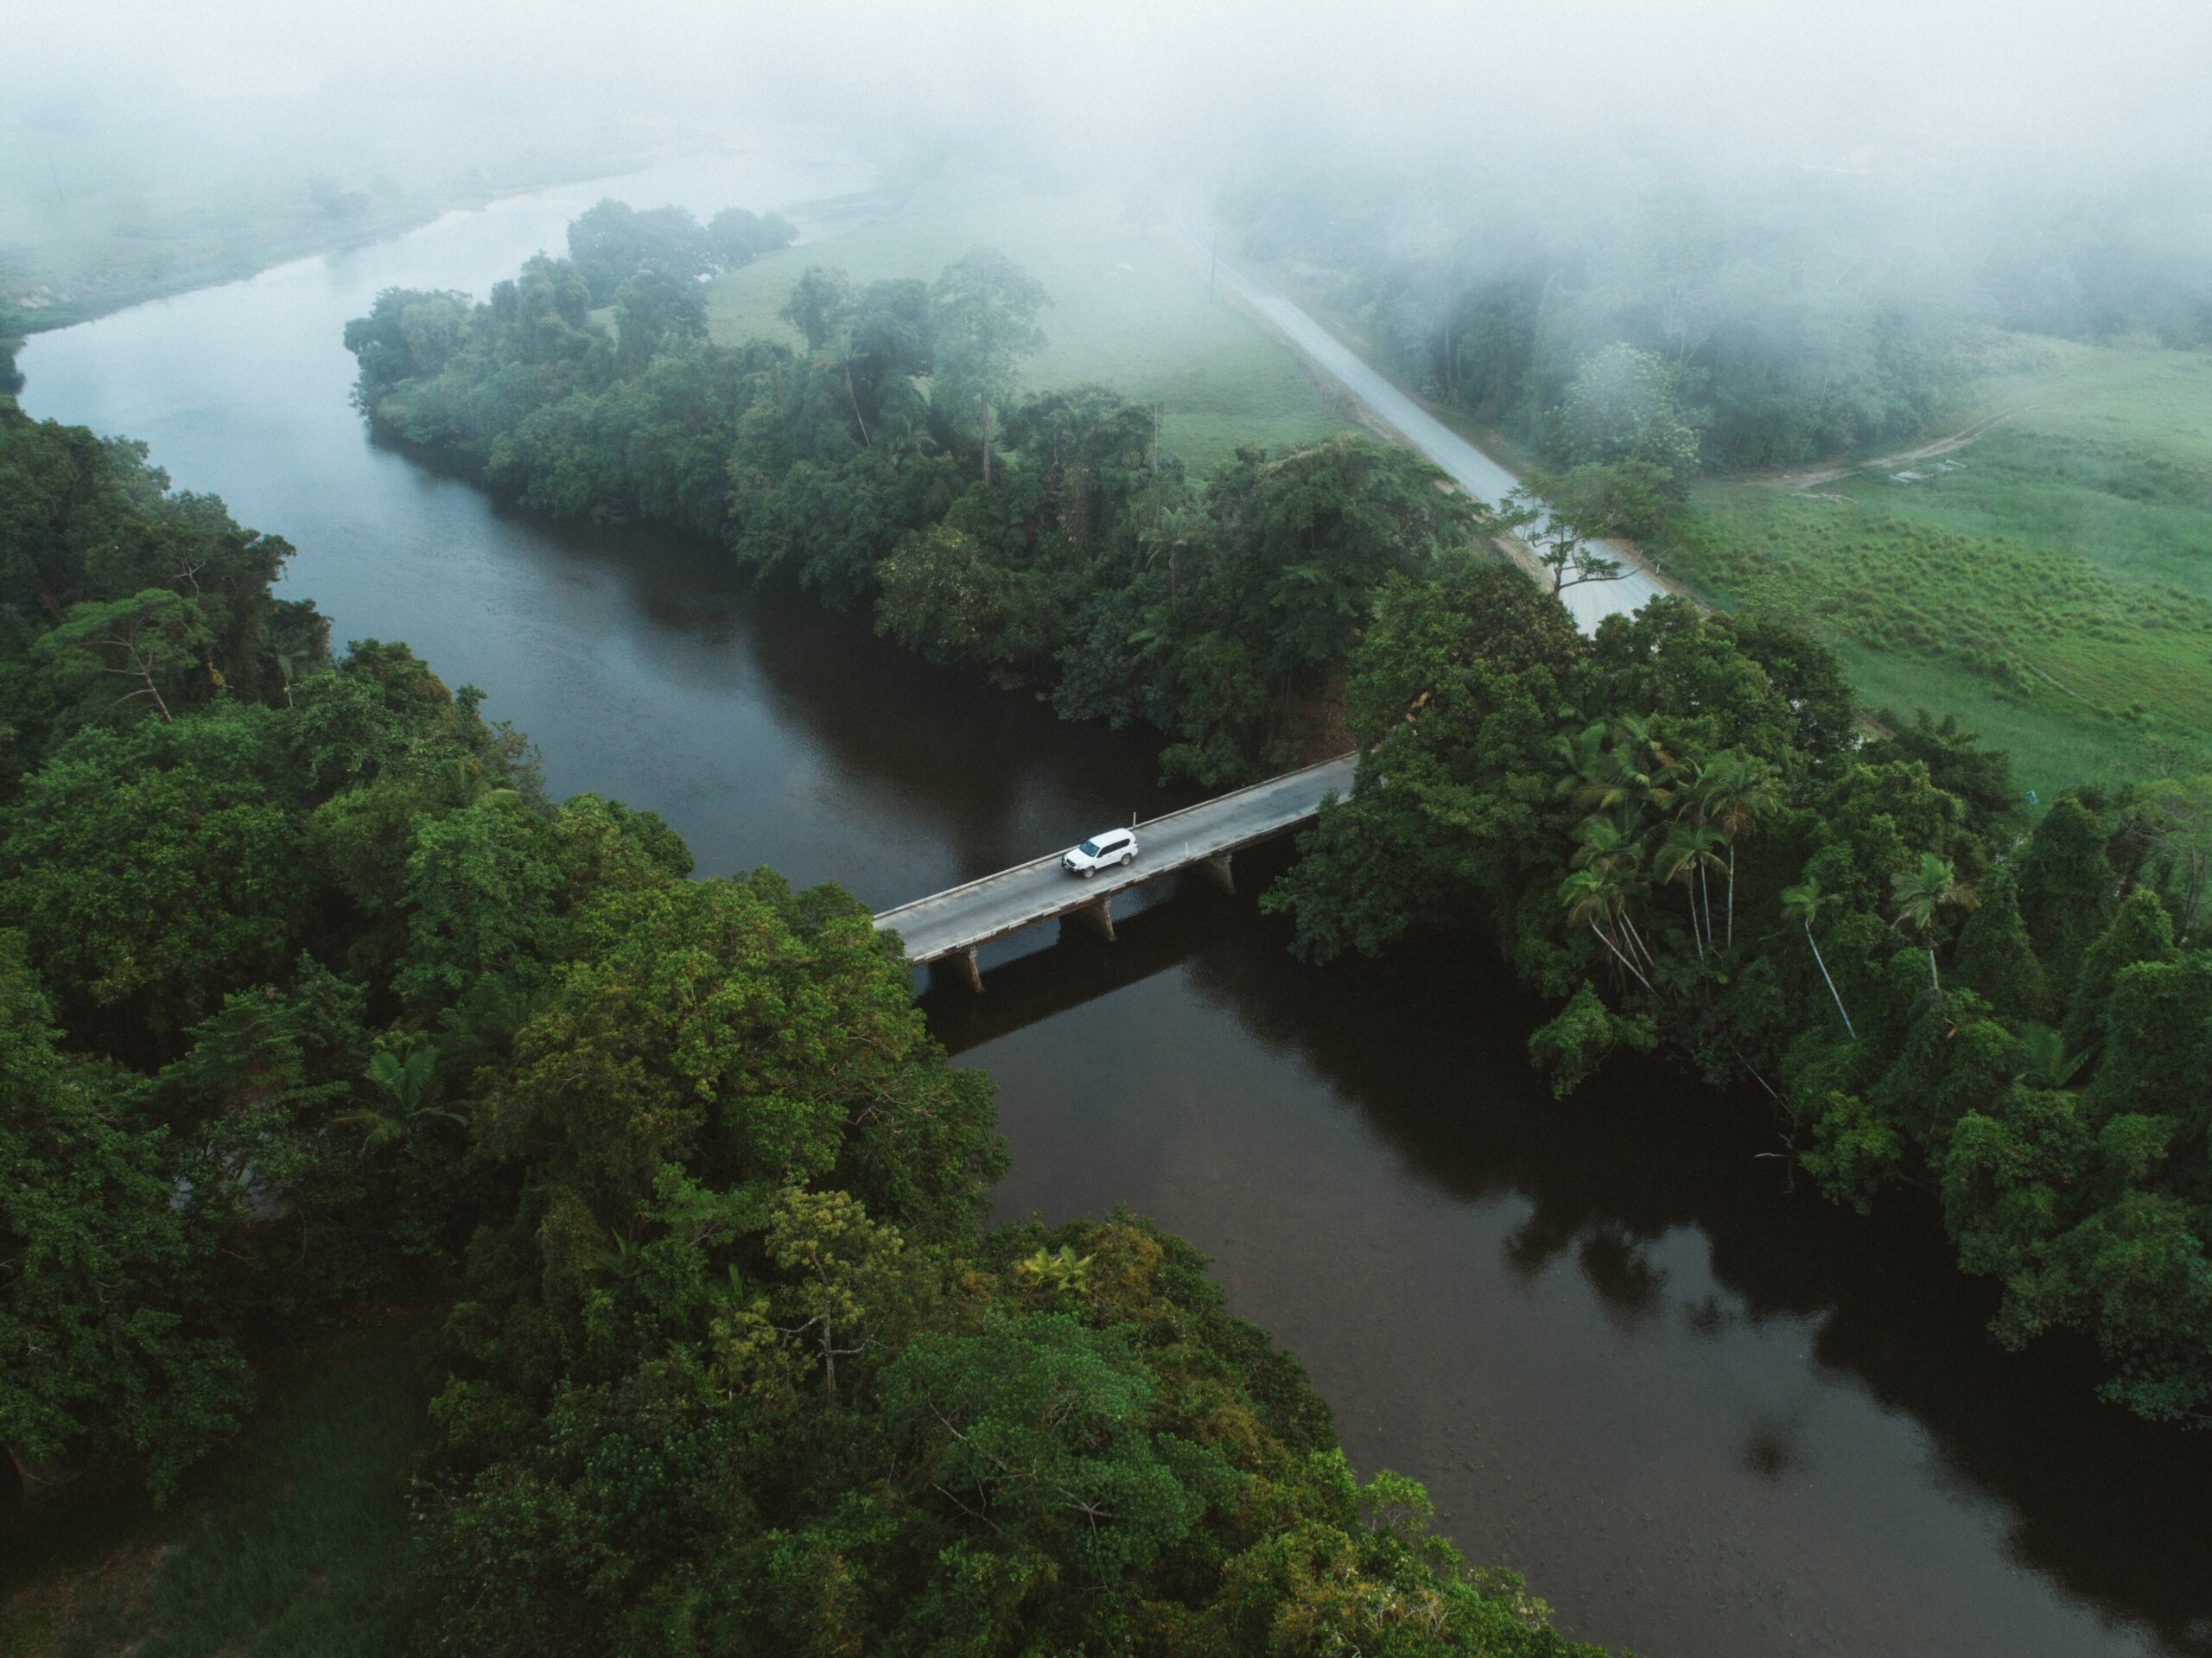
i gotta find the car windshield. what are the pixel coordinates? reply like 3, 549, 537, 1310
1078, 840, 1101, 857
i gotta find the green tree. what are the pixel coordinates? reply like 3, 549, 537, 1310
1518, 499, 1624, 597
931, 247, 1049, 484
1265, 560, 1582, 962
2063, 1192, 2212, 1422
2126, 775, 2212, 943
1656, 819, 1725, 961
613, 261, 708, 374
1782, 877, 1857, 1039
1, 708, 308, 1038
1952, 864, 2052, 1024
1892, 851, 1974, 992
1550, 344, 1700, 482
566, 199, 712, 302
475, 872, 1001, 1242
881, 1312, 1226, 1585
2014, 795, 2115, 969
1864, 713, 2021, 841
873, 521, 1059, 672
340, 288, 472, 404
1528, 981, 1656, 1096
780, 264, 855, 353
1522, 459, 1681, 539
342, 1035, 460, 1153
394, 791, 565, 1007
1696, 751, 1784, 948
31, 587, 212, 726
2061, 887, 2177, 1056
2085, 956, 2212, 1122
707, 206, 798, 270
0, 935, 251, 1499
1197, 437, 1484, 689
715, 1187, 921, 1408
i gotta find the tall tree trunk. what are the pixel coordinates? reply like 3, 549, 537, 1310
844, 360, 871, 448
1148, 408, 1161, 530
1593, 924, 1657, 995
980, 395, 992, 486
1726, 844, 1737, 947
1805, 924, 1856, 1038
1622, 910, 1659, 970
126, 642, 173, 722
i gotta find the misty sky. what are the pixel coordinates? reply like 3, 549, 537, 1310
13, 0, 2212, 192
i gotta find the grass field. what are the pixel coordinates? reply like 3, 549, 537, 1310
705, 187, 1351, 477
0, 1313, 430, 1658
1651, 340, 2212, 796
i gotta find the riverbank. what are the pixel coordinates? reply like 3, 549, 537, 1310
3, 138, 702, 340
20, 153, 2212, 1658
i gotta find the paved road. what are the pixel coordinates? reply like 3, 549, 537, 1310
1189, 231, 1667, 633
874, 753, 1358, 963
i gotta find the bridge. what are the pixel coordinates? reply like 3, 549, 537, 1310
874, 753, 1357, 989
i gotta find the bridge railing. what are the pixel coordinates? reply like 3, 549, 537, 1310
870, 751, 1357, 932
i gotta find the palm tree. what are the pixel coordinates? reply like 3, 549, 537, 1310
340, 1039, 460, 1153
1554, 717, 1678, 818
1139, 505, 1189, 594
1610, 715, 1681, 812
1561, 867, 1656, 994
1699, 753, 1784, 947
1656, 823, 1723, 961
1891, 853, 1975, 993
1553, 722, 1627, 814
1781, 877, 1856, 1039
1572, 810, 1648, 878
1573, 811, 1662, 968
2011, 1024, 2089, 1089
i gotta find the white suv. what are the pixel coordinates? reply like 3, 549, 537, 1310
1062, 829, 1139, 877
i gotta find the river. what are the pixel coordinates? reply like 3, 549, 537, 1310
17, 148, 2212, 1658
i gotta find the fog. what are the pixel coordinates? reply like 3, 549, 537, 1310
12, 0, 2212, 206
9, 1, 2210, 445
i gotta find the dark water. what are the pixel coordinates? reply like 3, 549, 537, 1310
18, 149, 2212, 1658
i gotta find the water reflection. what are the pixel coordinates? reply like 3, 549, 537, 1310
953, 865, 2212, 1655
17, 149, 2212, 1658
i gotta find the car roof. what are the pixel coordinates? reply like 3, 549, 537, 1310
1087, 828, 1132, 842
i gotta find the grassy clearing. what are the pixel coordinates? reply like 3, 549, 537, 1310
706, 187, 1350, 476
1652, 339, 2212, 796
0, 1312, 432, 1658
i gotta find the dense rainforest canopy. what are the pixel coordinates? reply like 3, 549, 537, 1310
0, 387, 1602, 1650
1266, 567, 2212, 1424
341, 200, 2212, 1432
344, 206, 1503, 785
9, 181, 2207, 1653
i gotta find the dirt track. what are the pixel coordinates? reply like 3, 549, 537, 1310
1757, 408, 2028, 489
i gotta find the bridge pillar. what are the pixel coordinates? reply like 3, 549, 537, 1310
957, 948, 982, 994
1197, 853, 1236, 894
1071, 896, 1116, 943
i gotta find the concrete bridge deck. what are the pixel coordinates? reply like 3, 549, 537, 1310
874, 753, 1357, 985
